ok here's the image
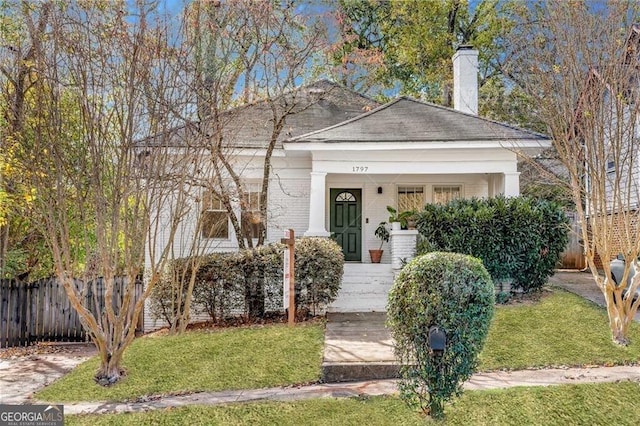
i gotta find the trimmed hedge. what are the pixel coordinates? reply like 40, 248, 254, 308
416, 196, 569, 292
387, 252, 495, 418
149, 238, 344, 324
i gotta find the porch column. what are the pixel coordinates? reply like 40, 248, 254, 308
305, 171, 331, 237
503, 171, 520, 197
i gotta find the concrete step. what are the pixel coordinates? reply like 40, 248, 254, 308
343, 264, 394, 276
322, 362, 400, 383
335, 283, 392, 294
332, 264, 394, 313
322, 312, 400, 382
328, 295, 388, 312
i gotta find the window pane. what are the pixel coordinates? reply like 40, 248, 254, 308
248, 191, 260, 210
397, 186, 424, 212
336, 191, 356, 202
433, 186, 461, 205
201, 211, 228, 239
244, 191, 262, 239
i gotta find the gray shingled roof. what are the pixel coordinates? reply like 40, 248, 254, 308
136, 80, 379, 149
286, 97, 549, 143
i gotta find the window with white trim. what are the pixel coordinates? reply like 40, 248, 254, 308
433, 185, 462, 205
397, 186, 425, 212
201, 190, 229, 239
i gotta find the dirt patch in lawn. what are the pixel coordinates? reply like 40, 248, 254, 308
146, 312, 325, 337
499, 287, 555, 307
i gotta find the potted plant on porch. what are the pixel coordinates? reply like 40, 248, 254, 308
387, 206, 402, 230
387, 206, 416, 230
370, 221, 390, 263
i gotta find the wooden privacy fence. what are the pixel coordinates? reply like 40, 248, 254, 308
560, 211, 586, 270
0, 277, 143, 348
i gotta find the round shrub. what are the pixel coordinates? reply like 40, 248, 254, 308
387, 252, 495, 419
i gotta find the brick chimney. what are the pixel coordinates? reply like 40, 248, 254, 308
452, 45, 478, 115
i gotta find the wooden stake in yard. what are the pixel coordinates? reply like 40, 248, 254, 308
281, 229, 295, 326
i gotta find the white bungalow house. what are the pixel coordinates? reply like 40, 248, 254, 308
143, 47, 550, 329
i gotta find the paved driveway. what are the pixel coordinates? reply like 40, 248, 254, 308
549, 270, 640, 322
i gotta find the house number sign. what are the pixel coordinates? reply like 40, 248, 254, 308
352, 166, 369, 172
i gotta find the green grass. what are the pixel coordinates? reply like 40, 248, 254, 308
478, 289, 640, 371
36, 322, 324, 403
37, 288, 640, 404
65, 382, 640, 425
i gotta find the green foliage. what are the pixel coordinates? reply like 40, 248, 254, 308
416, 196, 569, 293
295, 237, 344, 314
374, 221, 389, 249
194, 253, 247, 321
386, 205, 415, 228
388, 252, 495, 418
521, 181, 574, 210
332, 1, 512, 102
479, 76, 547, 132
150, 238, 344, 323
494, 291, 511, 304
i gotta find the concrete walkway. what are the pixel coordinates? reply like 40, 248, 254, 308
322, 312, 397, 382
52, 365, 640, 415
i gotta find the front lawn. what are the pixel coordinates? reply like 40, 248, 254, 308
36, 322, 324, 402
37, 288, 640, 404
66, 382, 640, 425
479, 289, 640, 371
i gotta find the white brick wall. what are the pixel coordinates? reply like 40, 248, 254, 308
266, 175, 311, 242
390, 230, 419, 270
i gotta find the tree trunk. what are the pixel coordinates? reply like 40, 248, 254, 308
611, 326, 630, 346
95, 346, 125, 386
246, 277, 264, 319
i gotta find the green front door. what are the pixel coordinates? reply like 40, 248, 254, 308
330, 189, 362, 262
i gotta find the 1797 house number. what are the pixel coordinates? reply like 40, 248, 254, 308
352, 166, 369, 172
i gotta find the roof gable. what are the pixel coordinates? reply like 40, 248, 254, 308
286, 96, 549, 144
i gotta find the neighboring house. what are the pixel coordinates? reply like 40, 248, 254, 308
568, 24, 640, 270
143, 47, 550, 329
519, 149, 586, 269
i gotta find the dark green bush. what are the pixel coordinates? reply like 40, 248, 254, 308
416, 196, 568, 292
150, 238, 344, 325
387, 252, 495, 419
